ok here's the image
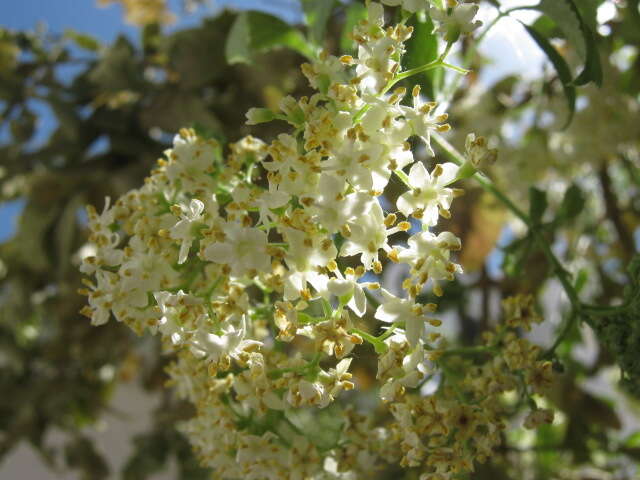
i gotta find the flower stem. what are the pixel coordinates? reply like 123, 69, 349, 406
350, 327, 388, 353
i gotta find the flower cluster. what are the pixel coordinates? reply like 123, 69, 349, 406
80, 2, 555, 478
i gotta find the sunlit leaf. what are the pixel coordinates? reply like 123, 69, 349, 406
403, 11, 440, 100
534, 0, 602, 87
64, 29, 101, 52
226, 11, 313, 65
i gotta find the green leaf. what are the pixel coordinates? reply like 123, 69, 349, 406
89, 36, 142, 91
556, 183, 585, 224
64, 29, 100, 52
403, 11, 440, 100
340, 3, 367, 53
521, 23, 575, 127
534, 0, 602, 87
301, 0, 335, 47
529, 186, 548, 224
536, 0, 585, 59
225, 13, 251, 64
573, 25, 602, 87
225, 11, 313, 65
574, 268, 589, 294
624, 431, 640, 448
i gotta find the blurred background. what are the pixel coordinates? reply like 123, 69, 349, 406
0, 0, 638, 478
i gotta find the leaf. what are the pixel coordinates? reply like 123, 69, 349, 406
225, 12, 251, 64
556, 183, 585, 225
536, 0, 585, 59
573, 0, 600, 32
64, 29, 100, 52
340, 3, 367, 53
89, 36, 142, 91
529, 186, 548, 224
573, 25, 602, 87
574, 268, 589, 294
521, 23, 575, 127
624, 431, 640, 448
301, 0, 335, 47
534, 0, 602, 87
403, 11, 440, 100
225, 11, 313, 65
163, 18, 229, 89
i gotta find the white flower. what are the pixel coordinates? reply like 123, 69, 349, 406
287, 379, 325, 407
465, 132, 497, 168
377, 333, 426, 401
399, 95, 450, 156
397, 230, 462, 295
375, 289, 432, 347
306, 173, 354, 233
82, 197, 124, 274
396, 161, 459, 225
202, 222, 270, 276
352, 3, 412, 94
190, 316, 261, 365
327, 270, 368, 317
339, 199, 390, 270
284, 270, 330, 302
164, 128, 219, 191
429, 1, 482, 43
281, 226, 334, 300
170, 198, 205, 264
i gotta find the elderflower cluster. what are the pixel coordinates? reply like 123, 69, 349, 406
80, 3, 554, 478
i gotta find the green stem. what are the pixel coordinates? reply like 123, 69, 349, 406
377, 324, 398, 342
350, 327, 387, 353
387, 42, 467, 89
543, 310, 578, 358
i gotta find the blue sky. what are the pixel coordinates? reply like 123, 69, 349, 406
1, 0, 301, 41
2, 0, 138, 41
